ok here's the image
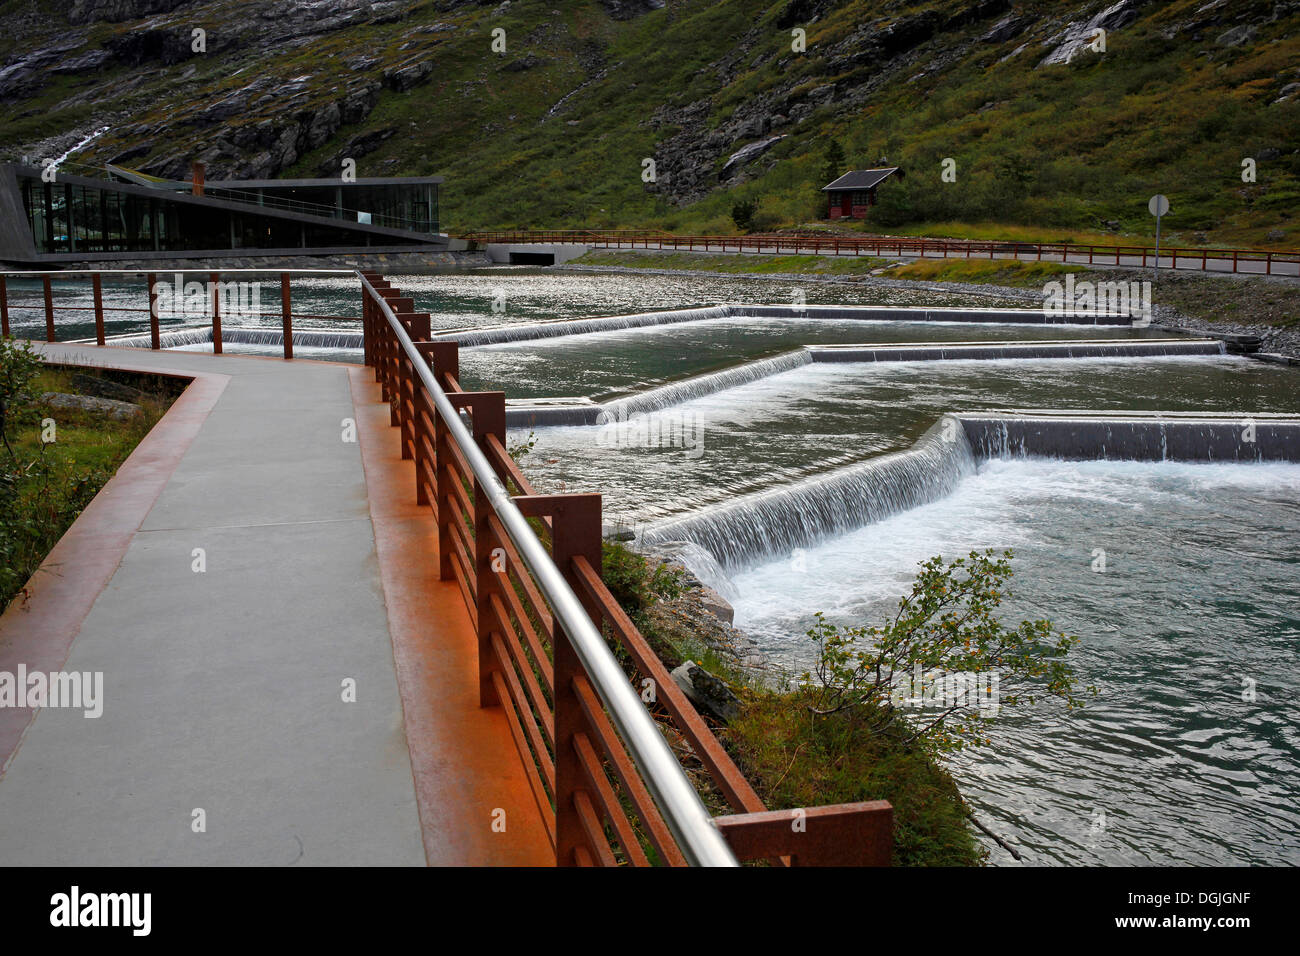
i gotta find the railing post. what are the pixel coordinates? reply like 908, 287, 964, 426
462, 391, 508, 709
1, 275, 9, 338
146, 272, 160, 350
360, 272, 386, 367
516, 492, 604, 867
42, 274, 55, 342
385, 297, 414, 425
91, 273, 105, 346
430, 341, 460, 581
280, 273, 293, 359
209, 271, 222, 354
394, 312, 430, 461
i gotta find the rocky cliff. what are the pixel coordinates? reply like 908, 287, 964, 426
1, 0, 1295, 243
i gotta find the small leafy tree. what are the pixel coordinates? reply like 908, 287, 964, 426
0, 336, 44, 459
804, 549, 1092, 753
730, 198, 758, 232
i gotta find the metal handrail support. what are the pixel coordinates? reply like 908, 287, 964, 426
359, 274, 739, 867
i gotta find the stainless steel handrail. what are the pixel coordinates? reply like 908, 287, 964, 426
361, 275, 739, 867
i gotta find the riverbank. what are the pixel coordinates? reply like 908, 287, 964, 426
601, 539, 985, 866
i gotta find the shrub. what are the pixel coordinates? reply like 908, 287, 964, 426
730, 198, 759, 231
804, 549, 1093, 755
0, 337, 44, 458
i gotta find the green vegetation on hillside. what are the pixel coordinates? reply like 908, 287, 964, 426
2, 0, 1296, 247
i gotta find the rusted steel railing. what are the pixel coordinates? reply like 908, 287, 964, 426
360, 271, 893, 866
461, 230, 1300, 276
0, 268, 357, 358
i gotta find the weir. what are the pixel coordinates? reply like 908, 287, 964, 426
641, 411, 1300, 572
455, 303, 1126, 349
809, 339, 1224, 362
94, 301, 1140, 361
961, 411, 1300, 463
104, 326, 365, 350
642, 419, 978, 569
445, 305, 733, 346
503, 338, 1225, 427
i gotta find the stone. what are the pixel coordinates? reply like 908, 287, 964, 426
1216, 25, 1256, 47
39, 392, 143, 421
696, 584, 734, 625
980, 14, 1029, 44
669, 662, 740, 722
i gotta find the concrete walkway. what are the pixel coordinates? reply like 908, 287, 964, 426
0, 345, 546, 865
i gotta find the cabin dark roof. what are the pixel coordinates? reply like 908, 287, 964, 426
821, 167, 903, 191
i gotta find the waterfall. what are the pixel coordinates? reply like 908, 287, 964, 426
809, 339, 1225, 362
641, 418, 978, 570
446, 305, 733, 347
102, 325, 362, 350
961, 414, 1300, 463
735, 304, 1123, 325
603, 350, 813, 417
106, 326, 213, 349
220, 327, 363, 349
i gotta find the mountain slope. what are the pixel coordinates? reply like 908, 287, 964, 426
1, 0, 1296, 246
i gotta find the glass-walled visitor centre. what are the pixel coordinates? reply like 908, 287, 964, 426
0, 162, 447, 263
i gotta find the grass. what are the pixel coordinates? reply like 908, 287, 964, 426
884, 257, 1086, 287
573, 249, 890, 275
727, 691, 985, 866
0, 365, 177, 611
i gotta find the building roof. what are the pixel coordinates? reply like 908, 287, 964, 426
821, 167, 903, 191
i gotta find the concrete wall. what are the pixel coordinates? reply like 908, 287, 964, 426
483, 243, 590, 265
959, 413, 1300, 463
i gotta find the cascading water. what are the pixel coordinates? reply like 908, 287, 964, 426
810, 339, 1224, 363
447, 305, 733, 347
103, 326, 363, 350
107, 326, 213, 349
640, 417, 978, 570
602, 349, 813, 417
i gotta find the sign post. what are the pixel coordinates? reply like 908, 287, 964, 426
1148, 194, 1169, 279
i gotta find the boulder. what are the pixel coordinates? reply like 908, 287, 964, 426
670, 662, 741, 722
39, 392, 143, 421
1216, 25, 1256, 47
696, 584, 734, 625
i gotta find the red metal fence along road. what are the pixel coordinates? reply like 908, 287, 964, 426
463, 230, 1300, 277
